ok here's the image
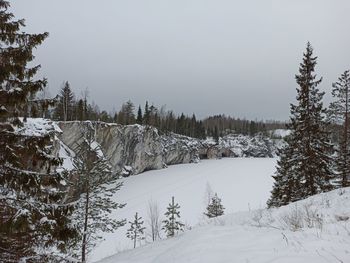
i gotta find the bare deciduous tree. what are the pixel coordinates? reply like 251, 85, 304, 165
147, 199, 162, 242
204, 182, 214, 207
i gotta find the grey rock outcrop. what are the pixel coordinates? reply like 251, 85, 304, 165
160, 133, 200, 165
58, 121, 165, 175
199, 134, 278, 159
57, 121, 282, 177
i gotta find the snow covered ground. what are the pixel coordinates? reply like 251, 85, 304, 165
90, 158, 276, 262
97, 186, 350, 263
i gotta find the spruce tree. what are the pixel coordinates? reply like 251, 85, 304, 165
76, 99, 85, 121
0, 1, 77, 261
117, 100, 135, 125
213, 126, 220, 144
328, 70, 350, 187
54, 81, 75, 121
136, 105, 143, 124
126, 212, 146, 248
268, 43, 334, 207
72, 126, 125, 262
204, 193, 225, 218
143, 101, 151, 125
267, 143, 296, 207
162, 196, 184, 238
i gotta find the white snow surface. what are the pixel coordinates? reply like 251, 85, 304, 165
90, 158, 276, 262
57, 141, 75, 172
270, 129, 291, 138
97, 185, 350, 263
16, 117, 62, 136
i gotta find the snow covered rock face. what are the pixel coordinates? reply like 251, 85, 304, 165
201, 134, 278, 159
160, 133, 200, 165
15, 118, 62, 173
58, 122, 164, 175
96, 123, 164, 174
58, 121, 280, 176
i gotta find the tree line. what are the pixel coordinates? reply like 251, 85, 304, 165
31, 82, 286, 139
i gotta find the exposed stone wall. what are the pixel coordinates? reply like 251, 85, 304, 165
58, 121, 280, 176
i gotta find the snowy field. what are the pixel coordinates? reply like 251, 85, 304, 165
90, 158, 276, 262
98, 187, 350, 263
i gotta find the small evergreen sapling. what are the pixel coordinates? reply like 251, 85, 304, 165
205, 193, 225, 218
72, 126, 125, 262
126, 212, 146, 248
162, 196, 184, 237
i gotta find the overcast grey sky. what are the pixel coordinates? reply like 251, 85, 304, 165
10, 0, 350, 120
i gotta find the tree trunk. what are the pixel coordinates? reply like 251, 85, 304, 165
344, 84, 349, 186
134, 231, 137, 248
81, 187, 89, 262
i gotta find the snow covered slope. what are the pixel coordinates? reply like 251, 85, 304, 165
90, 158, 276, 262
97, 187, 350, 263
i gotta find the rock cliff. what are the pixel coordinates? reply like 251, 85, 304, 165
57, 121, 282, 176
58, 121, 164, 175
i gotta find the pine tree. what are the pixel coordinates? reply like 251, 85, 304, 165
204, 193, 225, 218
0, 1, 78, 261
54, 81, 75, 121
136, 105, 143, 124
162, 196, 184, 238
143, 101, 151, 125
328, 70, 350, 187
72, 126, 126, 262
268, 43, 334, 207
117, 100, 135, 125
267, 142, 296, 207
76, 99, 85, 121
126, 212, 146, 248
148, 104, 159, 126
190, 114, 196, 137
213, 126, 220, 144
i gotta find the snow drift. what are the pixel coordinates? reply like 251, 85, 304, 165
97, 187, 350, 263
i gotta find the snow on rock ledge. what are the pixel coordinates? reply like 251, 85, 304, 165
57, 121, 281, 176
58, 121, 164, 175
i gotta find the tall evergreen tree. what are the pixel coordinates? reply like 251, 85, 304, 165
268, 43, 334, 207
117, 100, 136, 125
136, 105, 143, 124
162, 197, 184, 238
0, 1, 77, 261
76, 99, 85, 121
213, 126, 220, 144
328, 70, 350, 187
126, 212, 146, 248
267, 142, 296, 207
143, 101, 151, 125
54, 81, 75, 121
204, 193, 225, 218
72, 126, 126, 262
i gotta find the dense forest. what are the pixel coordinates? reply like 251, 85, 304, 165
29, 82, 286, 139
